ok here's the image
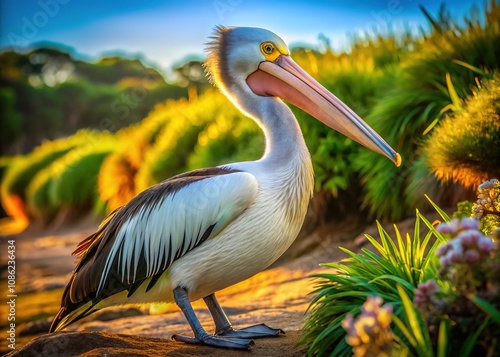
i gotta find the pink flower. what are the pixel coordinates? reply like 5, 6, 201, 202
457, 230, 481, 245
459, 218, 480, 231
414, 280, 441, 314
464, 250, 480, 263
478, 238, 495, 253
436, 218, 459, 235
436, 218, 493, 269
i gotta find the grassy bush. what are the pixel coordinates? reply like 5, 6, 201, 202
97, 150, 137, 212
303, 183, 500, 356
422, 73, 500, 189
291, 46, 398, 197
134, 98, 207, 190
26, 168, 58, 221
48, 140, 116, 212
26, 132, 116, 220
0, 156, 15, 218
354, 1, 500, 220
301, 206, 445, 356
96, 100, 180, 211
1, 131, 96, 220
187, 109, 262, 170
136, 90, 262, 191
302, 195, 500, 356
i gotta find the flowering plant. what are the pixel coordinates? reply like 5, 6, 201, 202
303, 180, 500, 356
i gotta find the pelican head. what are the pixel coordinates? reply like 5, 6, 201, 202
205, 26, 401, 166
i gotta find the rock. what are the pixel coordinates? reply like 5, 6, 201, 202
6, 330, 305, 357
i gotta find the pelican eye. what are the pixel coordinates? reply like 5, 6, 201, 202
262, 43, 274, 54
260, 42, 280, 61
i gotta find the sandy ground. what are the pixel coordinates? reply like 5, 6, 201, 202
0, 211, 429, 356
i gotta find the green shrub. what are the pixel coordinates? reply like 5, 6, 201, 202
135, 88, 267, 191
48, 140, 115, 210
1, 131, 95, 219
26, 168, 58, 220
187, 111, 262, 170
0, 87, 23, 151
95, 103, 176, 212
292, 47, 396, 198
97, 149, 137, 212
303, 194, 500, 356
0, 156, 15, 218
354, 1, 500, 220
26, 132, 116, 219
422, 73, 500, 189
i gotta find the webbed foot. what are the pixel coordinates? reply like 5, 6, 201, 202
217, 323, 284, 339
171, 332, 255, 349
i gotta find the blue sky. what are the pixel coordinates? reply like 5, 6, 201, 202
0, 0, 483, 74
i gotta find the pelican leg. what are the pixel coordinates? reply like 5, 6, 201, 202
171, 287, 254, 349
203, 293, 285, 338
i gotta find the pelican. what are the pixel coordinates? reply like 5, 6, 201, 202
50, 26, 400, 349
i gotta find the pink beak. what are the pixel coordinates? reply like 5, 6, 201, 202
246, 55, 401, 166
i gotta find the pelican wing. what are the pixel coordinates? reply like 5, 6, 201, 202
63, 167, 258, 308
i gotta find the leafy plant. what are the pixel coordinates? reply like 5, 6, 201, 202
1, 131, 95, 220
354, 1, 500, 220
303, 193, 500, 356
48, 140, 116, 211
302, 208, 446, 356
26, 132, 116, 220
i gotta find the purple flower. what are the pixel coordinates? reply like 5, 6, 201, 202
459, 218, 480, 231
464, 250, 480, 263
436, 218, 459, 235
436, 217, 493, 269
414, 280, 441, 314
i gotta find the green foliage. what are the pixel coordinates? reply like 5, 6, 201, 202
422, 73, 500, 189
0, 47, 188, 155
0, 132, 96, 219
97, 149, 137, 212
27, 169, 58, 220
0, 87, 22, 151
391, 285, 435, 357
301, 209, 445, 356
187, 111, 263, 171
0, 157, 15, 218
291, 48, 393, 197
25, 132, 115, 220
354, 1, 500, 220
134, 95, 210, 190
135, 90, 263, 191
303, 196, 500, 356
452, 201, 473, 219
49, 144, 115, 209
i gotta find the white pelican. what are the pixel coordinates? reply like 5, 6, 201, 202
50, 26, 401, 349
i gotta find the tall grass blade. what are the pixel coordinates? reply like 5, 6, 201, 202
445, 72, 462, 111
467, 294, 500, 324
437, 319, 450, 357
452, 59, 490, 78
458, 317, 489, 357
397, 284, 433, 357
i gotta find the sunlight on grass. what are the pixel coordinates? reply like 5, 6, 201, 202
0, 217, 28, 235
0, 289, 63, 328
